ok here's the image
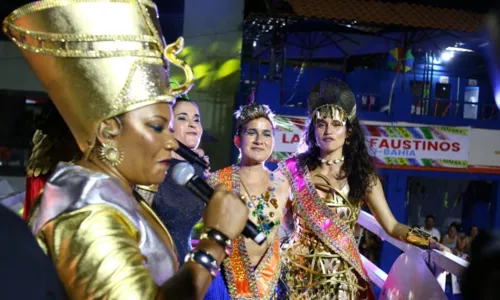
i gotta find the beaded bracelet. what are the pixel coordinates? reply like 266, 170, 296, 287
184, 249, 220, 278
200, 228, 232, 257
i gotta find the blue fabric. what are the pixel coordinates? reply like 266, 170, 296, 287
152, 159, 206, 260
204, 267, 283, 300
204, 273, 230, 300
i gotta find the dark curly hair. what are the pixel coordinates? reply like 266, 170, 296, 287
297, 118, 378, 204
34, 101, 82, 161
34, 101, 70, 138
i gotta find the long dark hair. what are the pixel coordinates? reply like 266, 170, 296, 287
297, 118, 378, 204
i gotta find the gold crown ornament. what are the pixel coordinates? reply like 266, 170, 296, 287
3, 0, 194, 156
307, 77, 357, 123
234, 102, 275, 134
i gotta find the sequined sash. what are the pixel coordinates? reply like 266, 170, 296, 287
282, 157, 369, 282
215, 166, 281, 300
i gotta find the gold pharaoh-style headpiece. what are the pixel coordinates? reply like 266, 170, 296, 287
307, 77, 356, 123
3, 0, 194, 155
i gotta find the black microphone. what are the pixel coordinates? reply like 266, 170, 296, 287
174, 140, 210, 170
172, 162, 267, 245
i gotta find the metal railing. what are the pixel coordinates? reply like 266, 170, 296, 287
193, 207, 469, 296
357, 210, 469, 295
0, 190, 24, 213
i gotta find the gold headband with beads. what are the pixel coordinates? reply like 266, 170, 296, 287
312, 104, 348, 124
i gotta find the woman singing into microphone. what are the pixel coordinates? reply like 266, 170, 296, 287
6, 1, 248, 299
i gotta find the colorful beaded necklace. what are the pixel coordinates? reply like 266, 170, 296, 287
239, 170, 280, 237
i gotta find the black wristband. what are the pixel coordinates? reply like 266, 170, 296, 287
184, 249, 220, 278
200, 228, 232, 256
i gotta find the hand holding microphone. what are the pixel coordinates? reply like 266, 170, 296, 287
203, 185, 250, 241
193, 148, 211, 178
175, 140, 210, 170
172, 162, 267, 245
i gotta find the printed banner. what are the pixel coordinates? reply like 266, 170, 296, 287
364, 125, 469, 168
271, 115, 470, 169
270, 116, 307, 163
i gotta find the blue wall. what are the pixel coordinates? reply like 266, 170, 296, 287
241, 52, 500, 129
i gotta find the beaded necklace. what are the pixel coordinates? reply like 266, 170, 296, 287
239, 170, 281, 237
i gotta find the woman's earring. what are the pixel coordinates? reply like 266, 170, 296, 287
99, 142, 123, 167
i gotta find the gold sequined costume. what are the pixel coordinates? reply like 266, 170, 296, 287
281, 171, 369, 299
278, 78, 374, 300
280, 78, 433, 299
3, 0, 194, 298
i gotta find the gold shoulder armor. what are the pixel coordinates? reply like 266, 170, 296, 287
37, 204, 158, 299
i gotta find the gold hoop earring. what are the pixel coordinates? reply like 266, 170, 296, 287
99, 142, 123, 167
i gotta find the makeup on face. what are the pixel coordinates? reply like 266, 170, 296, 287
239, 118, 275, 164
115, 103, 178, 185
172, 101, 202, 150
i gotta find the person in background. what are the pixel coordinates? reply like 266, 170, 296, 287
461, 230, 500, 300
421, 215, 441, 241
135, 79, 209, 207
23, 101, 81, 220
5, 1, 249, 299
359, 229, 383, 265
0, 204, 67, 300
462, 225, 479, 259
441, 223, 463, 256
150, 88, 209, 260
354, 223, 364, 246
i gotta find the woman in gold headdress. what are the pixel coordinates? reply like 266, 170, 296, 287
4, 1, 248, 299
277, 77, 448, 299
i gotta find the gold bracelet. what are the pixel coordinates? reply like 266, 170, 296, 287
406, 227, 432, 249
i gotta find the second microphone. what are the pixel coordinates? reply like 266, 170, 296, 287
172, 162, 267, 245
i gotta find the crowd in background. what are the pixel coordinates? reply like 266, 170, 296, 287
354, 214, 480, 266
419, 215, 479, 260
